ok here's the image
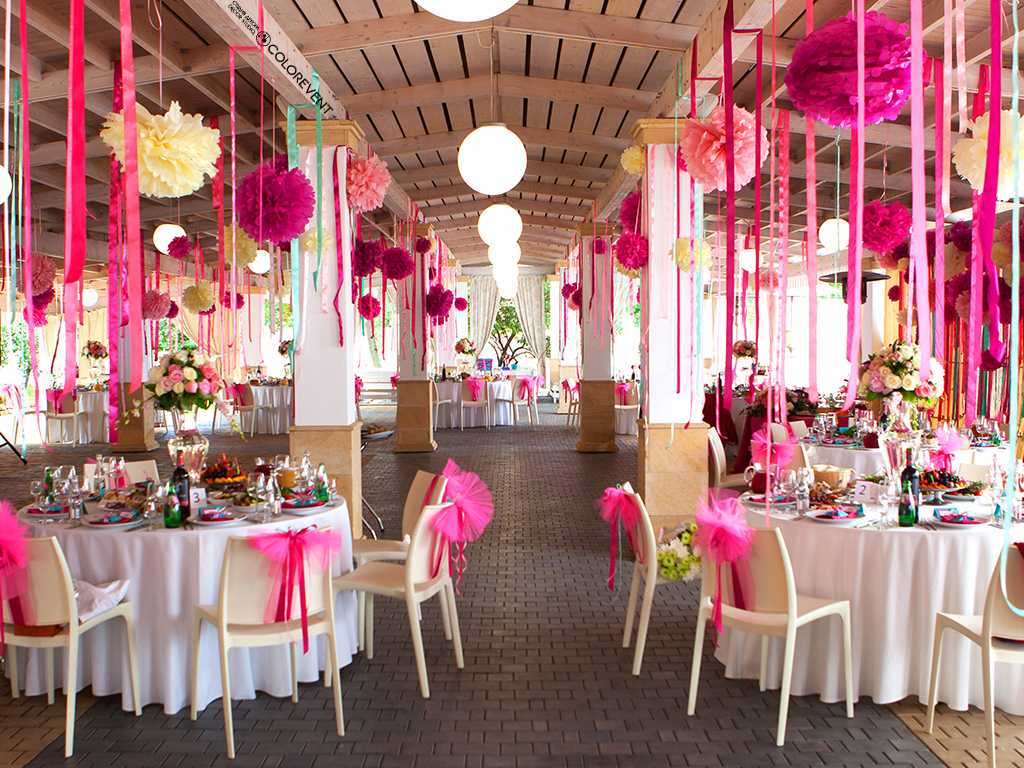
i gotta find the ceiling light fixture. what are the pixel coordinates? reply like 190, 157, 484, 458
415, 0, 518, 22
153, 223, 186, 255
477, 204, 523, 246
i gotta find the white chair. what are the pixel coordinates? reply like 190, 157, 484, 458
497, 378, 537, 427
333, 503, 464, 698
431, 380, 454, 429
687, 527, 854, 746
563, 380, 580, 427
459, 380, 490, 431
708, 427, 748, 491
190, 531, 345, 759
82, 460, 160, 487
3, 537, 141, 757
927, 551, 1024, 767
229, 384, 263, 438
788, 420, 810, 439
45, 392, 84, 445
767, 422, 810, 472
614, 381, 641, 435
958, 462, 991, 483
350, 470, 449, 651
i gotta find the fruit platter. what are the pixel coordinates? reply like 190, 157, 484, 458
944, 481, 987, 501
919, 469, 966, 493
201, 454, 247, 488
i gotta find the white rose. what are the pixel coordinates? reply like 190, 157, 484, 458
155, 381, 168, 395
172, 382, 185, 394
860, 370, 872, 386
880, 366, 892, 378
183, 366, 198, 381
147, 367, 163, 384
901, 374, 915, 390
902, 345, 915, 360
884, 374, 901, 389
192, 352, 206, 366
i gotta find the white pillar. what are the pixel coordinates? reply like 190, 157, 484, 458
575, 233, 616, 453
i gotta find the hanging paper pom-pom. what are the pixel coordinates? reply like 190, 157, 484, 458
454, 296, 468, 311
221, 291, 245, 309
593, 237, 608, 255
237, 156, 315, 245
425, 283, 454, 320
758, 268, 780, 290
165, 300, 179, 320
24, 255, 57, 296
353, 239, 383, 278
785, 12, 912, 129
381, 247, 415, 281
953, 110, 1024, 200
167, 235, 191, 261
619, 190, 642, 234
199, 304, 217, 317
182, 283, 215, 314
620, 145, 645, 176
346, 152, 392, 213
415, 236, 432, 255
22, 300, 48, 326
358, 294, 381, 320
298, 226, 334, 256
100, 101, 220, 199
982, 348, 1006, 372
224, 223, 259, 268
615, 262, 642, 280
948, 220, 973, 252
615, 233, 649, 272
678, 105, 769, 192
34, 286, 55, 308
561, 282, 577, 300
142, 289, 172, 320
887, 284, 902, 302
992, 218, 1024, 271
862, 199, 912, 254
569, 287, 583, 311
673, 238, 713, 272
944, 242, 967, 277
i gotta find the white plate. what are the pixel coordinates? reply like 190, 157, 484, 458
284, 504, 327, 517
83, 516, 145, 531
943, 492, 984, 503
744, 495, 796, 507
810, 513, 866, 526
191, 514, 249, 528
21, 509, 67, 522
933, 518, 986, 530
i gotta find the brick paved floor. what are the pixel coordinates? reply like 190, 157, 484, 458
2, 408, 942, 767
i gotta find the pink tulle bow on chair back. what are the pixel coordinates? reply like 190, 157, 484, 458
930, 425, 969, 473
695, 494, 754, 635
750, 425, 797, 470
0, 501, 31, 651
596, 486, 644, 591
430, 459, 494, 590
465, 378, 484, 402
615, 382, 632, 405
517, 376, 537, 401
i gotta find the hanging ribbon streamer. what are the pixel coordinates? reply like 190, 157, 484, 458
804, 0, 818, 401
107, 63, 122, 444
910, 0, 932, 382
18, 0, 40, 422
721, 0, 738, 411
331, 147, 346, 346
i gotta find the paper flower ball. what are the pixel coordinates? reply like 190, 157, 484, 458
674, 238, 713, 272
561, 282, 578, 300
100, 101, 220, 199
353, 239, 383, 278
953, 110, 1024, 200
619, 190, 642, 234
942, 243, 967, 278
415, 235, 432, 255
347, 152, 391, 213
237, 156, 315, 246
615, 232, 649, 271
167, 235, 191, 261
381, 247, 415, 281
615, 262, 642, 280
887, 284, 902, 302
982, 348, 1006, 372
454, 296, 468, 311
948, 220, 973, 252
298, 226, 334, 256
425, 283, 454, 320
593, 237, 608, 255
620, 145, 645, 176
23, 298, 48, 325
199, 304, 217, 317
142, 289, 172, 320
358, 294, 381, 319
678, 105, 769, 192
863, 199, 912, 254
784, 12, 912, 129
24, 255, 56, 296
34, 286, 55, 308
225, 223, 258, 267
569, 287, 583, 310
182, 283, 215, 314
166, 301, 179, 319
221, 291, 245, 309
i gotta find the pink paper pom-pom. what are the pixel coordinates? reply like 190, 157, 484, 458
593, 237, 608, 255
165, 300, 180, 319
142, 289, 172, 320
167, 235, 191, 260
561, 282, 577, 300
22, 289, 52, 325
199, 304, 217, 317
415, 236, 432, 254
569, 287, 583, 311
347, 152, 391, 214
238, 156, 315, 245
695, 494, 754, 565
34, 286, 55, 308
24, 255, 57, 296
221, 291, 245, 310
358, 294, 381, 319
785, 11, 912, 129
454, 296, 468, 311
353, 239, 383, 278
949, 220, 973, 253
863, 199, 912, 254
678, 105, 769, 192
887, 284, 902, 302
982, 348, 1006, 371
619, 190, 642, 234
615, 233, 649, 271
425, 283, 454, 320
381, 247, 415, 281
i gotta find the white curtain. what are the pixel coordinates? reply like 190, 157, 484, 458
514, 276, 546, 376
469, 276, 500, 357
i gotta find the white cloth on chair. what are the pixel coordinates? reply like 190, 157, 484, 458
74, 579, 130, 623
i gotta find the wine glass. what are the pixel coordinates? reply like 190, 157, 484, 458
30, 480, 45, 508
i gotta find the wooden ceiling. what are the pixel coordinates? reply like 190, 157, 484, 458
11, 0, 1013, 272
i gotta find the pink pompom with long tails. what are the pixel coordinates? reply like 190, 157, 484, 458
695, 494, 754, 633
0, 500, 31, 649
431, 459, 494, 591
595, 485, 644, 591
750, 425, 797, 470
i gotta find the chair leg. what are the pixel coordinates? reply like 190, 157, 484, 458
687, 605, 709, 716
776, 626, 797, 747
926, 620, 944, 734
407, 598, 430, 698
983, 643, 996, 768
45, 648, 54, 705
445, 582, 465, 669
439, 586, 453, 641
841, 606, 855, 718
218, 634, 235, 759
366, 594, 375, 660
64, 639, 79, 758
190, 617, 203, 721
357, 591, 366, 652
622, 562, 642, 648
290, 641, 299, 703
460, 405, 464, 431
631, 579, 656, 676
759, 637, 769, 692
7, 645, 17, 699
124, 614, 142, 716
326, 628, 345, 737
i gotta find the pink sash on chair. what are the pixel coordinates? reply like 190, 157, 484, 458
615, 382, 631, 405
46, 389, 76, 415
596, 486, 644, 591
232, 384, 254, 407
517, 377, 537, 401
0, 501, 32, 651
465, 378, 484, 402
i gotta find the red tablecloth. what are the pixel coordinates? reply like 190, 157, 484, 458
703, 391, 738, 444
732, 414, 815, 473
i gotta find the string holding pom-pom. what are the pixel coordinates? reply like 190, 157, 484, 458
862, 199, 912, 254
353, 239, 383, 278
358, 294, 381, 320
678, 105, 769, 192
381, 247, 415, 281
167, 235, 191, 261
346, 152, 391, 213
237, 156, 315, 246
615, 233, 649, 271
619, 190, 642, 234
142, 290, 172, 320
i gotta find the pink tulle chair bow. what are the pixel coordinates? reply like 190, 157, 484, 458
0, 501, 31, 651
247, 526, 341, 652
354, 375, 363, 401
695, 494, 754, 635
930, 425, 969, 473
750, 425, 797, 470
517, 376, 537, 401
615, 382, 631, 405
430, 459, 494, 591
465, 378, 484, 402
390, 374, 400, 389
596, 486, 644, 591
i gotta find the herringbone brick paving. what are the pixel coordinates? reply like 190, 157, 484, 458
2, 408, 945, 766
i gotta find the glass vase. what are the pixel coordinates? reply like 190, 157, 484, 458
166, 409, 209, 484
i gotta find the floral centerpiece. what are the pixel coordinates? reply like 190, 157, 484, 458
858, 341, 943, 406
82, 340, 108, 360
455, 337, 476, 356
732, 339, 757, 359
746, 385, 818, 417
656, 523, 702, 581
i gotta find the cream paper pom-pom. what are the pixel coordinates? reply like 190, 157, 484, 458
673, 237, 713, 272
944, 242, 967, 278
224, 223, 258, 268
298, 226, 336, 256
619, 145, 645, 176
615, 261, 642, 280
953, 110, 1024, 201
182, 283, 215, 314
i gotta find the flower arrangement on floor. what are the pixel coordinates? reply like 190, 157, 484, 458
145, 350, 226, 412
746, 385, 817, 417
82, 340, 109, 360
858, 340, 943, 406
732, 339, 757, 359
455, 337, 476, 356
656, 523, 701, 582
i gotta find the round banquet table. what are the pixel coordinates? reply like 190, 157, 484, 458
78, 390, 109, 444
715, 498, 1024, 714
250, 384, 292, 435
13, 503, 357, 715
434, 380, 513, 428
801, 442, 888, 476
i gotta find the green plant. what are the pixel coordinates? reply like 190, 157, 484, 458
490, 301, 529, 368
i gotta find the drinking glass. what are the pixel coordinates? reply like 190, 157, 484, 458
30, 480, 45, 507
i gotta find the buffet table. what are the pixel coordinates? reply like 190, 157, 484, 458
435, 380, 513, 428
716, 498, 1024, 713
250, 384, 292, 435
15, 502, 357, 715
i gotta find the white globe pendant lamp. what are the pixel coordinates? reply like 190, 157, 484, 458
414, 0, 518, 23
248, 249, 272, 275
0, 165, 12, 205
478, 203, 523, 247
153, 222, 186, 254
487, 241, 521, 266
81, 287, 99, 308
818, 217, 850, 254
458, 124, 527, 195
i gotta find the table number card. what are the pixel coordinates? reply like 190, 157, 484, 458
853, 480, 881, 501
190, 487, 207, 508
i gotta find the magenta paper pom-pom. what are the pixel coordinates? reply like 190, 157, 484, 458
785, 11, 912, 129
347, 152, 391, 214
34, 286, 55, 308
166, 300, 179, 319
237, 156, 315, 245
561, 282, 576, 300
593, 237, 608, 255
358, 294, 381, 320
619, 190, 642, 234
167, 235, 191, 260
24, 255, 56, 296
678, 105, 769, 192
142, 289, 171, 320
22, 301, 47, 325
221, 291, 245, 309
199, 304, 216, 317
863, 199, 912, 254
945, 271, 970, 315
381, 247, 415, 281
615, 233, 649, 271
415, 235, 432, 255
567, 287, 583, 311
425, 283, 454, 320
887, 284, 902, 302
353, 239, 383, 278
454, 296, 468, 311
949, 220, 973, 252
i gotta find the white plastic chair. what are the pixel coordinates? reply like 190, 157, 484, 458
927, 551, 1024, 767
190, 530, 345, 759
431, 380, 454, 429
687, 527, 854, 746
45, 392, 84, 445
3, 537, 141, 757
614, 381, 641, 433
708, 427, 748, 491
788, 420, 810, 439
82, 460, 160, 487
497, 378, 537, 427
459, 381, 490, 431
333, 503, 464, 698
563, 380, 580, 427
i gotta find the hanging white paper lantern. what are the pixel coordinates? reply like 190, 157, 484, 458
0, 165, 12, 205
493, 262, 520, 298
477, 204, 523, 246
81, 287, 99, 308
153, 223, 186, 255
738, 248, 757, 273
458, 124, 527, 195
248, 249, 272, 275
487, 241, 521, 266
818, 217, 850, 254
497, 279, 518, 299
415, 0, 518, 23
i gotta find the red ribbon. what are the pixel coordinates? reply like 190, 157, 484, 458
596, 487, 643, 591
107, 58, 122, 443
331, 148, 345, 346
722, 0, 738, 412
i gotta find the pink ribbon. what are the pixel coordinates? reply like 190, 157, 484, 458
615, 381, 631, 405
107, 63, 122, 445
0, 501, 32, 651
721, 0, 738, 412
247, 527, 340, 652
933, 60, 947, 355
465, 378, 484, 402
518, 376, 537, 401
429, 460, 494, 592
695, 494, 754, 635
930, 425, 969, 472
843, 0, 866, 411
596, 487, 643, 591
390, 374, 400, 389
910, 0, 932, 383
331, 148, 345, 347
354, 375, 363, 402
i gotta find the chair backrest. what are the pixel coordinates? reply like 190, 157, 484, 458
619, 482, 658, 581
430, 380, 440, 403
401, 471, 449, 538
769, 422, 790, 442
461, 380, 488, 403
702, 527, 796, 618
707, 427, 728, 486
405, 504, 453, 590
232, 383, 254, 406
1, 537, 76, 627
788, 420, 810, 438
984, 550, 1024, 642
218, 529, 333, 626
958, 462, 990, 483
125, 460, 160, 485
46, 390, 77, 415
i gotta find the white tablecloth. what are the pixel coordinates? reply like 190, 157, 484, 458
250, 385, 292, 435
801, 442, 887, 476
16, 503, 357, 715
716, 501, 1024, 713
78, 391, 108, 444
435, 380, 513, 428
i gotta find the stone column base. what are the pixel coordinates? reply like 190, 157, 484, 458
114, 384, 157, 452
637, 419, 708, 532
576, 379, 617, 453
290, 423, 363, 539
394, 380, 437, 453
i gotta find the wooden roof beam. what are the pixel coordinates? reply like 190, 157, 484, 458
433, 214, 579, 232
393, 160, 612, 186
421, 198, 589, 220
0, 0, 110, 70
411, 181, 600, 203
373, 126, 628, 159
